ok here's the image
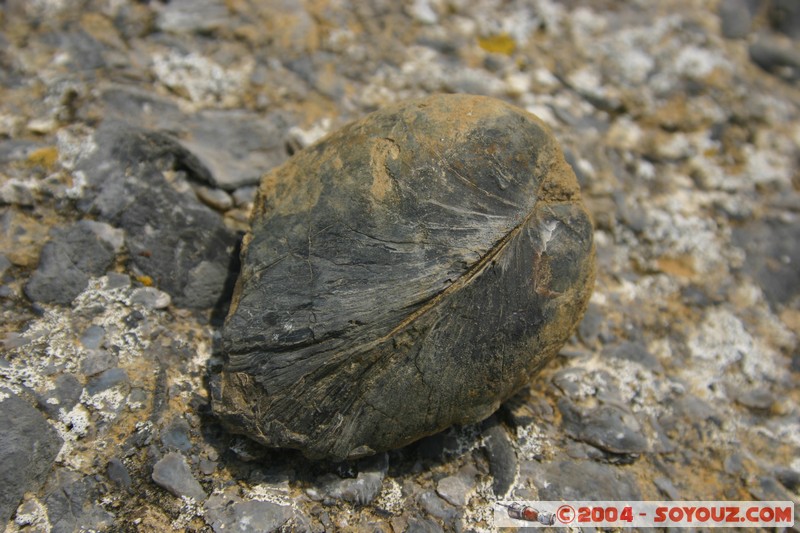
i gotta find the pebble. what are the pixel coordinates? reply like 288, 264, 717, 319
79, 349, 118, 377
204, 488, 295, 533
559, 399, 649, 455
481, 420, 517, 498
195, 185, 234, 212
35, 373, 83, 419
602, 340, 662, 371
106, 457, 133, 491
522, 459, 642, 500
435, 475, 472, 508
160, 417, 193, 452
0, 391, 63, 524
418, 491, 456, 523
151, 452, 206, 501
79, 325, 105, 349
749, 38, 800, 82
311, 454, 389, 505
405, 516, 445, 533
24, 220, 118, 305
718, 0, 753, 39
130, 287, 171, 310
45, 471, 115, 533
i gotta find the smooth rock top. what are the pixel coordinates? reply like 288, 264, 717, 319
212, 94, 595, 460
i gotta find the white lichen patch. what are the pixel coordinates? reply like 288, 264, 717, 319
373, 478, 404, 515
151, 51, 253, 107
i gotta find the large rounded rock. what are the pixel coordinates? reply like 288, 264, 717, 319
211, 94, 595, 460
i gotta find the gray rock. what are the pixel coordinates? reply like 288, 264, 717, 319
405, 517, 445, 533
86, 367, 128, 395
195, 185, 234, 211
130, 287, 171, 310
178, 110, 292, 190
735, 388, 776, 411
436, 475, 472, 508
204, 490, 294, 533
80, 349, 117, 377
45, 471, 115, 533
232, 185, 258, 207
156, 0, 230, 34
732, 217, 800, 308
418, 491, 456, 522
161, 417, 193, 452
151, 452, 206, 501
107, 457, 132, 491
749, 38, 800, 82
603, 340, 662, 371
0, 391, 63, 523
314, 455, 388, 506
719, 0, 753, 39
80, 325, 105, 349
770, 0, 800, 39
76, 123, 237, 309
0, 253, 10, 277
559, 399, 649, 455
213, 94, 595, 461
481, 420, 517, 498
24, 220, 118, 305
35, 373, 83, 418
521, 460, 642, 500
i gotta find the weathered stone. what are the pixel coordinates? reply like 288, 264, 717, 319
212, 94, 595, 460
0, 391, 63, 524
24, 220, 118, 305
151, 452, 206, 501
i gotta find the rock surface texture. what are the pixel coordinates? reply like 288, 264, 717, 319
213, 94, 595, 460
0, 0, 798, 530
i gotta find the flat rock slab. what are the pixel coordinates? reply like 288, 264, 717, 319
213, 94, 595, 460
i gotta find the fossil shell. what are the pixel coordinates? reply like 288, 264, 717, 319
211, 94, 595, 460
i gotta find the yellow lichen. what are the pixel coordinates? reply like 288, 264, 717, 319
27, 147, 59, 170
478, 33, 516, 55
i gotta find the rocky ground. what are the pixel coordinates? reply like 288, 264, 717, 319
0, 0, 798, 532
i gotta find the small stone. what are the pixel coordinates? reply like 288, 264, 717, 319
232, 185, 257, 207
559, 399, 649, 455
654, 477, 681, 500
156, 0, 230, 34
45, 471, 115, 533
315, 454, 388, 505
405, 516, 445, 533
107, 458, 132, 491
0, 391, 64, 523
24, 220, 118, 305
161, 417, 193, 452
770, 0, 800, 39
749, 38, 800, 82
152, 452, 206, 501
418, 491, 456, 522
86, 367, 128, 394
602, 340, 662, 371
735, 388, 776, 411
204, 489, 294, 533
130, 287, 171, 310
719, 0, 753, 39
436, 475, 472, 508
80, 350, 117, 377
35, 374, 83, 419
80, 325, 105, 349
521, 459, 642, 500
481, 420, 517, 498
195, 185, 234, 212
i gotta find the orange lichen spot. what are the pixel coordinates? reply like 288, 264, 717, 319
657, 255, 695, 278
27, 147, 58, 170
136, 275, 154, 287
478, 33, 516, 55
